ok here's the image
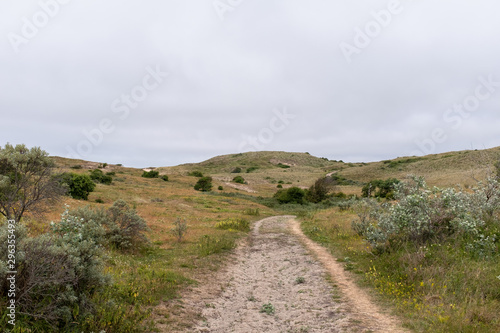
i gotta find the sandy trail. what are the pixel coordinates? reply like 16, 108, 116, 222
159, 216, 407, 332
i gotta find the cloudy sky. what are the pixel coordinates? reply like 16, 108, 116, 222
1, 0, 499, 167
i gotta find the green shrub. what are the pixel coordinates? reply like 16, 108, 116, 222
246, 166, 259, 173
69, 201, 150, 251
218, 186, 223, 191
106, 171, 116, 176
107, 200, 150, 250
89, 169, 113, 185
274, 187, 306, 204
61, 173, 96, 200
231, 167, 242, 173
362, 178, 400, 199
194, 177, 212, 192
277, 163, 290, 169
96, 198, 104, 203
233, 176, 246, 184
188, 171, 203, 177
215, 218, 250, 231
161, 175, 169, 181
353, 175, 500, 256
0, 210, 109, 329
70, 164, 82, 169
141, 170, 159, 178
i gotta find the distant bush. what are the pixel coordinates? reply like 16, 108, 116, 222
274, 187, 306, 204
218, 186, 223, 191
188, 171, 204, 177
194, 176, 212, 192
95, 198, 104, 203
277, 163, 290, 169
97, 163, 107, 169
277, 184, 283, 188
171, 218, 187, 242
70, 164, 82, 169
142, 170, 159, 178
161, 175, 169, 181
306, 176, 337, 203
231, 167, 242, 173
106, 171, 116, 176
233, 176, 246, 184
61, 173, 96, 200
246, 166, 259, 173
362, 178, 400, 199
89, 169, 113, 185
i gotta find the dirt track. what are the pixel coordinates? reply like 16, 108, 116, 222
160, 216, 407, 332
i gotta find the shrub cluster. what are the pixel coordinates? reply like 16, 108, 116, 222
142, 170, 159, 178
188, 171, 203, 177
89, 169, 113, 185
361, 178, 400, 199
352, 175, 500, 257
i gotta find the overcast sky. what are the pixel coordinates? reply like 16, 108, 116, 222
1, 0, 499, 167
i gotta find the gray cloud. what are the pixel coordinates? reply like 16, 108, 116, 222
1, 0, 499, 167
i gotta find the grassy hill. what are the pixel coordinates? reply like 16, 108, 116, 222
7, 146, 499, 332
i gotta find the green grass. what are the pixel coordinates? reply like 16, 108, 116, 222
301, 210, 500, 333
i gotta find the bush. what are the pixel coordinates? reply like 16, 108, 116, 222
246, 166, 259, 173
277, 163, 290, 169
231, 167, 242, 173
353, 175, 500, 256
161, 175, 169, 181
171, 218, 187, 242
61, 173, 96, 200
215, 218, 250, 231
274, 187, 306, 204
194, 177, 212, 192
69, 201, 150, 251
361, 178, 400, 199
142, 170, 159, 178
218, 186, 223, 191
0, 210, 109, 329
306, 176, 337, 203
233, 176, 246, 184
89, 169, 113, 185
188, 171, 203, 177
70, 164, 82, 169
106, 200, 150, 250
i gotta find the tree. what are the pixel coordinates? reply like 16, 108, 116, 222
0, 143, 63, 221
194, 176, 213, 192
306, 176, 337, 203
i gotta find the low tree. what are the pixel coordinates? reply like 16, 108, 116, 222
0, 143, 63, 221
194, 176, 213, 192
306, 176, 337, 203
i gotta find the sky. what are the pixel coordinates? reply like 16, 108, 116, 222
1, 0, 500, 168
